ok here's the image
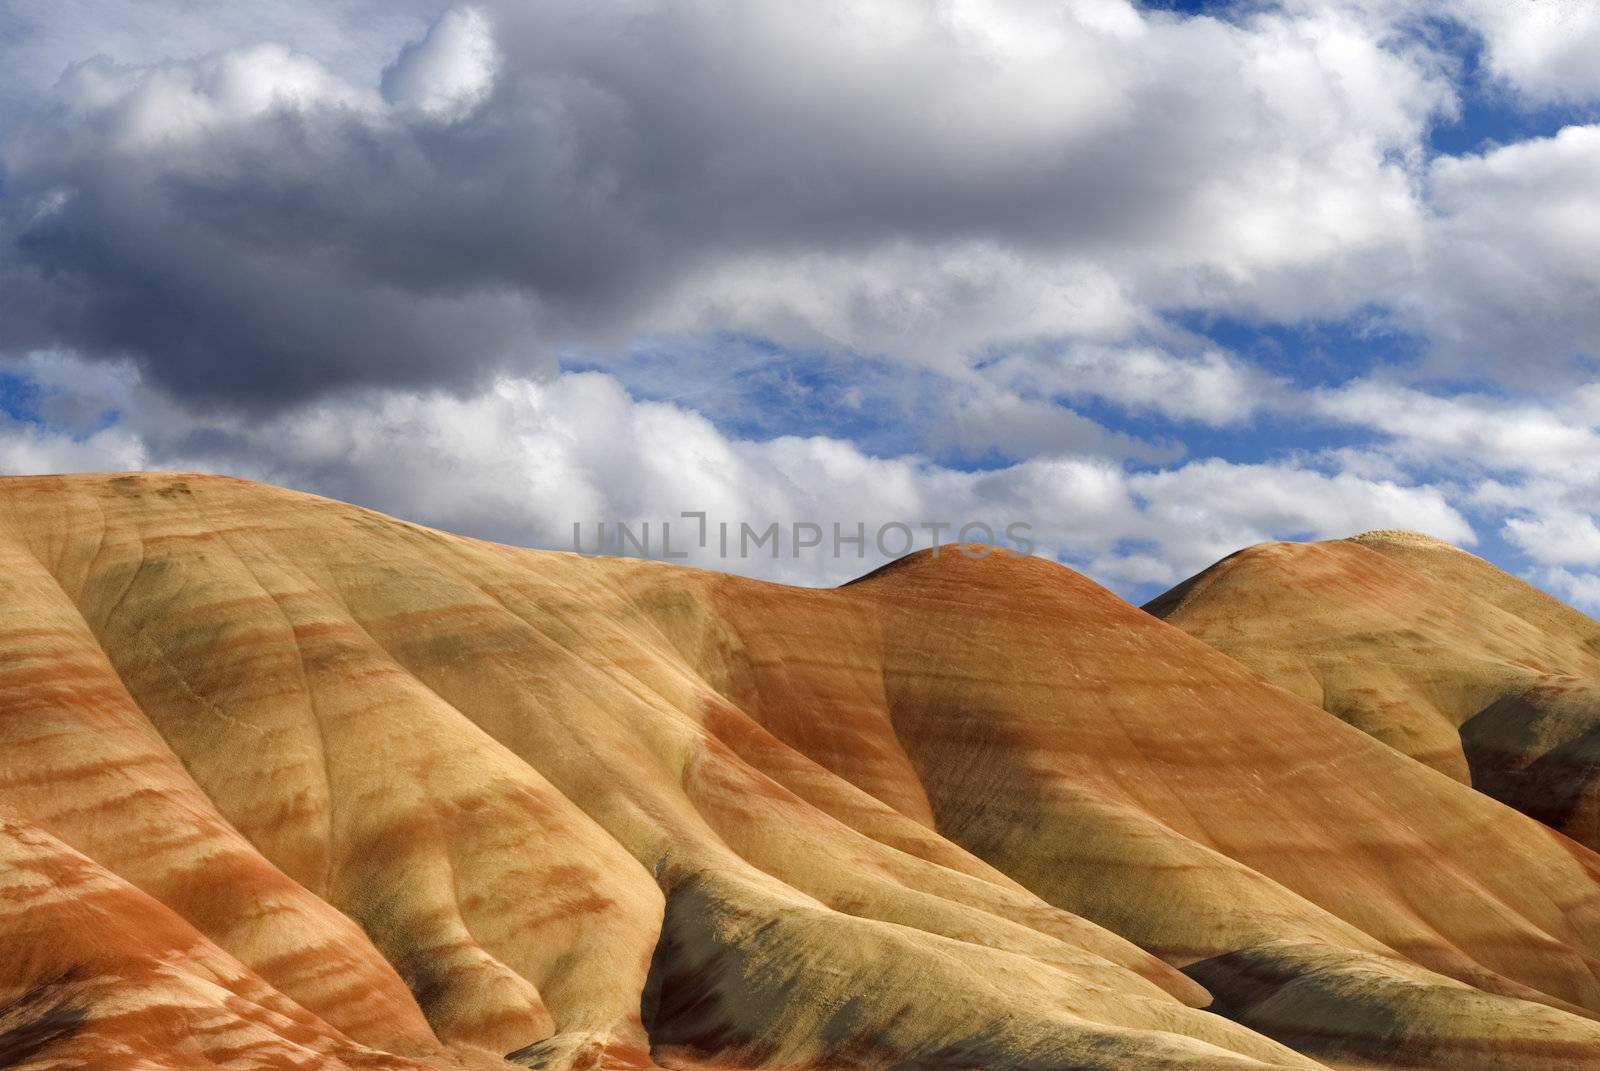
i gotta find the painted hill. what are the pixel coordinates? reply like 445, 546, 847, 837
1147, 530, 1600, 852
7, 476, 1600, 1070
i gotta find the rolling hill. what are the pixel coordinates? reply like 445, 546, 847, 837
6, 476, 1600, 1070
1148, 530, 1600, 852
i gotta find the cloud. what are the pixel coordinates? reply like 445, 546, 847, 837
981, 342, 1282, 427
0, 353, 146, 472
0, 0, 1449, 410
1417, 124, 1600, 381
1504, 514, 1600, 568
1290, 0, 1600, 108
1312, 378, 1600, 479
1124, 457, 1475, 572
1307, 375, 1600, 611
0, 420, 145, 474
0, 0, 1594, 609
1449, 0, 1600, 106
0, 0, 439, 118
925, 374, 1181, 464
382, 7, 497, 120
0, 353, 1469, 592
1538, 567, 1600, 612
646, 245, 1151, 376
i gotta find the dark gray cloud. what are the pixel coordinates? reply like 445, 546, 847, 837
0, 0, 1446, 410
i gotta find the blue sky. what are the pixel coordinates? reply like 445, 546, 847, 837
1, 0, 1598, 605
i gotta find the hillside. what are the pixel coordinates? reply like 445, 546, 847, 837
1147, 530, 1600, 850
7, 476, 1600, 1069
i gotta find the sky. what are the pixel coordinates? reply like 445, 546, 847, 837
1, 0, 1598, 604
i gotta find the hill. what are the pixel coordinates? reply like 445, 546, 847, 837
1147, 530, 1600, 850
6, 476, 1600, 1070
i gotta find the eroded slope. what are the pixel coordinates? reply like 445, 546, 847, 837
3, 475, 1600, 1070
1147, 531, 1600, 850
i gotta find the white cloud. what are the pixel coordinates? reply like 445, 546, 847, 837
1538, 567, 1600, 612
1125, 457, 1475, 574
0, 0, 438, 117
0, 352, 144, 472
1418, 124, 1600, 380
1312, 378, 1600, 479
382, 7, 497, 120
1307, 375, 1600, 613
0, 422, 145, 474
1449, 0, 1600, 106
982, 343, 1281, 427
651, 246, 1150, 377
52, 44, 380, 150
2, 0, 1596, 407
924, 375, 1180, 464
0, 354, 1463, 593
1504, 513, 1600, 568
1288, 0, 1600, 107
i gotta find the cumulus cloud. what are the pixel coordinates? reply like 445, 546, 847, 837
1504, 514, 1600, 568
1306, 376, 1600, 606
0, 0, 1597, 606
1294, 0, 1600, 108
1124, 458, 1474, 572
0, 353, 1467, 591
1449, 0, 1600, 106
981, 342, 1283, 427
8, 0, 1595, 412
382, 7, 497, 120
0, 0, 1450, 408
0, 353, 146, 472
1417, 124, 1600, 381
1539, 567, 1600, 612
0, 0, 438, 120
1312, 378, 1600, 478
181, 375, 1475, 587
0, 421, 144, 474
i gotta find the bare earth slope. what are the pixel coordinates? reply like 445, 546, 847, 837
7, 477, 1600, 1070
1146, 531, 1600, 852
